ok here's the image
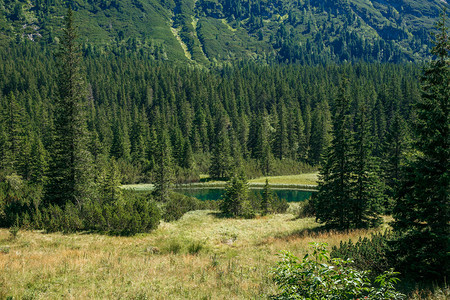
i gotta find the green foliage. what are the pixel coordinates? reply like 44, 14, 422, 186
0, 175, 43, 228
40, 190, 160, 236
162, 191, 218, 222
269, 193, 289, 214
296, 198, 315, 218
44, 7, 95, 207
331, 231, 393, 278
261, 179, 272, 215
0, 0, 444, 64
42, 202, 84, 234
220, 173, 253, 217
314, 79, 385, 230
271, 242, 405, 300
9, 217, 20, 240
153, 129, 174, 203
392, 10, 450, 282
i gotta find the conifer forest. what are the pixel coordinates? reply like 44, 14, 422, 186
0, 1, 448, 299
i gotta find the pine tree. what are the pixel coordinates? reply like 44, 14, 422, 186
1, 92, 27, 174
392, 11, 449, 281
98, 158, 122, 204
383, 110, 409, 212
44, 7, 94, 207
351, 104, 384, 228
209, 115, 232, 179
28, 135, 48, 185
274, 102, 289, 160
261, 178, 273, 215
153, 129, 174, 203
309, 100, 331, 165
220, 173, 249, 217
314, 79, 354, 229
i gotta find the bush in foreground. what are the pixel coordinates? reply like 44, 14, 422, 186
271, 242, 405, 300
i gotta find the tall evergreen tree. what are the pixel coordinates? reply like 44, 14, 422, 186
153, 129, 174, 203
383, 110, 409, 212
392, 11, 449, 281
351, 104, 384, 228
309, 100, 331, 165
261, 178, 273, 215
314, 79, 354, 229
44, 7, 94, 206
209, 115, 232, 179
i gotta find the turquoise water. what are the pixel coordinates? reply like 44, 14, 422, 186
173, 188, 314, 202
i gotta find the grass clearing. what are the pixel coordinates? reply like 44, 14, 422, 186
1, 206, 387, 299
249, 173, 319, 186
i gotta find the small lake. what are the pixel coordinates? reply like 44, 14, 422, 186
173, 187, 314, 202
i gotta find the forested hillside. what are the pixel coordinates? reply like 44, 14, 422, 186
0, 0, 446, 65
0, 4, 448, 298
0, 42, 421, 186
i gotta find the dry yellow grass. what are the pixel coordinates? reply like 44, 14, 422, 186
0, 210, 389, 299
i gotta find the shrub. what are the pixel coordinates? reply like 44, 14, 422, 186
42, 202, 83, 233
0, 177, 43, 228
162, 192, 217, 222
296, 199, 316, 218
270, 193, 289, 214
271, 242, 405, 300
331, 231, 393, 277
187, 240, 204, 255
41, 193, 160, 236
9, 219, 20, 240
259, 179, 289, 215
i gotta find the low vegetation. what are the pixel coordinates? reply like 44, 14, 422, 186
1, 210, 446, 299
0, 208, 379, 299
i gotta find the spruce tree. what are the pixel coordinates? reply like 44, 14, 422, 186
44, 7, 94, 206
309, 100, 331, 165
261, 178, 273, 215
383, 110, 409, 212
220, 173, 249, 217
153, 129, 174, 203
314, 79, 354, 229
209, 115, 232, 179
392, 11, 449, 281
351, 104, 384, 228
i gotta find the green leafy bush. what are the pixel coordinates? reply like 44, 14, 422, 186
271, 242, 405, 299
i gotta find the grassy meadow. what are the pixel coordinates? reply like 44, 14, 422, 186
1, 205, 386, 299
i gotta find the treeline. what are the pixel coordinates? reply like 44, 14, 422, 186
0, 34, 422, 234
0, 41, 420, 184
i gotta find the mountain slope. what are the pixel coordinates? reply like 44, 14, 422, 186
0, 0, 447, 64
